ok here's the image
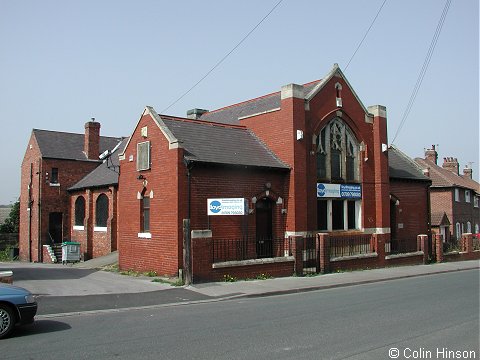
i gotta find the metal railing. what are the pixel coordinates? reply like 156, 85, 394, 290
329, 234, 373, 257
390, 238, 419, 254
212, 237, 289, 263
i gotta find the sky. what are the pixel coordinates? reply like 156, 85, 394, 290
0, 0, 478, 205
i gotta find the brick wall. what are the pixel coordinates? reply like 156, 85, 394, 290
19, 131, 103, 262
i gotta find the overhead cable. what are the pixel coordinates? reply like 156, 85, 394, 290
161, 0, 284, 114
391, 0, 452, 144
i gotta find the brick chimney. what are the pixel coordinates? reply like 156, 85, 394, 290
442, 157, 459, 175
84, 118, 100, 160
424, 145, 438, 164
463, 166, 473, 179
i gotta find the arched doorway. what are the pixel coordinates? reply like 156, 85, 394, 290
255, 198, 273, 258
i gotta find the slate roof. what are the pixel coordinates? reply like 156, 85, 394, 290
388, 146, 430, 182
68, 138, 128, 191
431, 212, 450, 227
199, 80, 321, 125
33, 129, 122, 161
415, 158, 480, 193
160, 116, 289, 170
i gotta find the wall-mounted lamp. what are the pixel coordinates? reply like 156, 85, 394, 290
137, 174, 145, 180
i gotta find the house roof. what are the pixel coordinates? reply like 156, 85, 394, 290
198, 80, 321, 125
388, 145, 430, 182
68, 138, 128, 191
431, 212, 450, 227
159, 116, 289, 170
33, 129, 122, 161
415, 158, 480, 193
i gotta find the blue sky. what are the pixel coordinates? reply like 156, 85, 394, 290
0, 0, 478, 205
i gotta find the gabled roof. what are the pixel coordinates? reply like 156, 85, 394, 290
431, 212, 450, 227
33, 129, 122, 161
68, 138, 128, 191
198, 81, 321, 125
159, 115, 289, 170
415, 158, 480, 193
388, 145, 430, 182
198, 64, 370, 126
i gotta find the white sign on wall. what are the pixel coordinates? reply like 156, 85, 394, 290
317, 183, 362, 199
207, 198, 247, 216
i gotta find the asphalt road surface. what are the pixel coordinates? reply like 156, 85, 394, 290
2, 269, 479, 360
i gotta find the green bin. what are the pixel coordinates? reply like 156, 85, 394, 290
61, 242, 81, 264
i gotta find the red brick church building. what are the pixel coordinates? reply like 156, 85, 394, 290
117, 64, 431, 279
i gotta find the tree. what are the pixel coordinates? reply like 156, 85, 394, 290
0, 201, 19, 233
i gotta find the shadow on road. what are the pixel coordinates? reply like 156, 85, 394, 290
12, 320, 72, 338
0, 266, 96, 281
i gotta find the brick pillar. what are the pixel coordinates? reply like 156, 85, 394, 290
291, 236, 304, 276
463, 233, 473, 254
373, 233, 387, 267
435, 234, 443, 263
417, 234, 429, 264
369, 105, 390, 233
318, 233, 330, 274
191, 230, 213, 283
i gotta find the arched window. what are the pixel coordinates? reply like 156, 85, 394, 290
466, 221, 471, 233
95, 194, 109, 228
455, 222, 461, 240
316, 118, 359, 182
74, 196, 85, 227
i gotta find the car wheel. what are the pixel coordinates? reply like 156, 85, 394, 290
0, 304, 15, 339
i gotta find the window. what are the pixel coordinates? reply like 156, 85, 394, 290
475, 223, 479, 234
140, 196, 150, 233
51, 168, 59, 184
74, 196, 85, 227
474, 196, 479, 208
316, 118, 359, 182
467, 221, 471, 233
95, 194, 109, 228
454, 188, 460, 202
465, 190, 471, 203
137, 141, 151, 171
317, 199, 360, 231
455, 222, 461, 240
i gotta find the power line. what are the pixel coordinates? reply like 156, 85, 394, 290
161, 0, 284, 114
391, 0, 452, 144
344, 0, 388, 72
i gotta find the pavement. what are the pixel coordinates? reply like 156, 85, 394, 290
1, 256, 478, 317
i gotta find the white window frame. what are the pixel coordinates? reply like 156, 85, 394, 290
454, 188, 460, 202
317, 199, 361, 231
455, 222, 461, 240
467, 221, 471, 233
465, 190, 471, 203
473, 195, 478, 208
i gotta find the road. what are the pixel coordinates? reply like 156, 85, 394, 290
2, 269, 479, 360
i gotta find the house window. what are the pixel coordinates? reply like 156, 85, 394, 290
455, 222, 461, 240
467, 221, 471, 233
316, 118, 359, 182
474, 196, 479, 208
140, 196, 150, 233
137, 141, 151, 171
475, 223, 479, 234
454, 188, 460, 202
51, 168, 59, 184
74, 196, 85, 227
317, 199, 360, 231
95, 194, 109, 228
465, 190, 471, 203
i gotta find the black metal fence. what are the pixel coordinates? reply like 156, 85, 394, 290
302, 236, 317, 275
390, 238, 419, 254
212, 237, 289, 263
329, 234, 373, 257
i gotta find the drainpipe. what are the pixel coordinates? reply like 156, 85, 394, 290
183, 159, 194, 285
28, 163, 33, 262
37, 158, 42, 263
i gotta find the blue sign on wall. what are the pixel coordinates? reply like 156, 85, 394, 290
317, 183, 361, 199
